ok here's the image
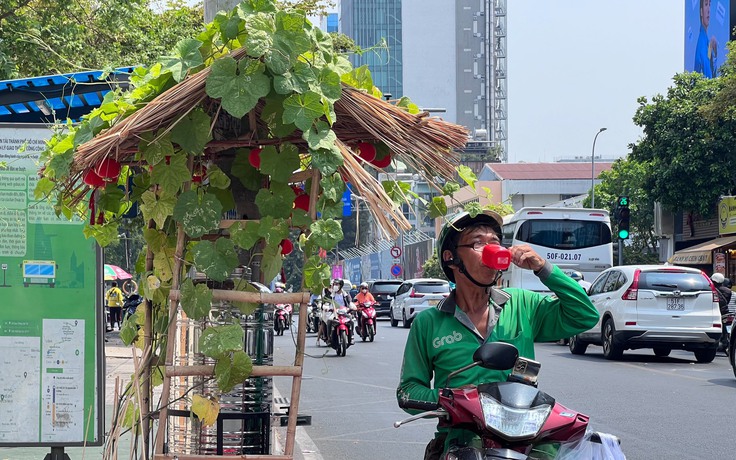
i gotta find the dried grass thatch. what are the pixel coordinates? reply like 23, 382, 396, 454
65, 50, 468, 237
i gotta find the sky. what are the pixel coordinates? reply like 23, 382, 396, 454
506, 1, 684, 163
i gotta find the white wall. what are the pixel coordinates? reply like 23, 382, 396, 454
401, 0, 457, 122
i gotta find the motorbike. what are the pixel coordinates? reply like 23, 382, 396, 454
357, 301, 377, 342
122, 293, 143, 322
306, 300, 321, 334
273, 303, 292, 336
319, 302, 354, 356
395, 342, 623, 459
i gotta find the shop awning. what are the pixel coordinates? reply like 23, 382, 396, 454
669, 235, 736, 265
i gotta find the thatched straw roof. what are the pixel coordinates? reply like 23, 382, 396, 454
66, 48, 468, 237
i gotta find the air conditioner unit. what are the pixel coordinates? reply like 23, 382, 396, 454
653, 202, 675, 236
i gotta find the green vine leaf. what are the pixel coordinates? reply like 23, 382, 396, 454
209, 186, 235, 211
82, 223, 119, 247
244, 13, 275, 57
382, 180, 417, 205
199, 324, 244, 359
231, 148, 264, 191
160, 38, 204, 82
259, 143, 301, 183
304, 121, 337, 151
138, 131, 174, 166
34, 177, 55, 200
258, 216, 290, 244
310, 145, 343, 176
143, 228, 169, 253
206, 164, 231, 189
170, 108, 213, 155
464, 201, 483, 218
261, 242, 283, 285
140, 190, 176, 229
261, 94, 296, 137
309, 218, 343, 250
341, 65, 374, 92
290, 208, 312, 228
315, 67, 342, 103
180, 278, 213, 319
97, 184, 126, 213
229, 220, 261, 250
153, 246, 176, 282
231, 279, 260, 314
255, 182, 295, 218
191, 394, 220, 427
457, 165, 478, 191
320, 173, 346, 203
283, 91, 324, 132
173, 190, 223, 238
150, 154, 191, 193
303, 256, 331, 291
428, 196, 448, 219
215, 350, 253, 393
191, 238, 239, 282
206, 56, 271, 119
442, 181, 461, 196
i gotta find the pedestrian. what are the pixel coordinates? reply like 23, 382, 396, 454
710, 273, 731, 354
105, 281, 124, 331
396, 210, 599, 460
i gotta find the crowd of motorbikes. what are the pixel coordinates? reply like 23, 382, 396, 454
274, 294, 378, 357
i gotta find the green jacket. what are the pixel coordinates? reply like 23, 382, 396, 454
396, 263, 599, 446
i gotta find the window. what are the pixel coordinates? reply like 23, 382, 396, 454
414, 282, 449, 294
638, 271, 710, 292
602, 271, 621, 293
516, 219, 612, 249
589, 272, 610, 295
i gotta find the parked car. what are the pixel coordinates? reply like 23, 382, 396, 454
390, 278, 450, 328
569, 265, 722, 363
366, 279, 403, 317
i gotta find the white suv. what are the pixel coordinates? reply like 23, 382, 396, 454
389, 278, 450, 328
569, 265, 722, 363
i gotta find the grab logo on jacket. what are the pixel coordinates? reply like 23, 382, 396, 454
433, 331, 463, 349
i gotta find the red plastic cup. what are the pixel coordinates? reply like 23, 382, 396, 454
482, 244, 512, 270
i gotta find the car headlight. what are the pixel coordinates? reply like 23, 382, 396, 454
480, 393, 551, 439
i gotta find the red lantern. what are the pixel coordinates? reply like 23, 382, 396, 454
83, 169, 105, 188
192, 165, 207, 184
371, 151, 392, 168
356, 142, 376, 162
280, 239, 294, 256
249, 148, 262, 168
293, 193, 310, 212
94, 158, 121, 182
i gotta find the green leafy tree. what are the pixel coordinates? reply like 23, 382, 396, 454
421, 255, 446, 280
0, 0, 205, 79
589, 158, 659, 265
629, 72, 736, 217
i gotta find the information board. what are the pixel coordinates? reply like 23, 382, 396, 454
0, 123, 103, 447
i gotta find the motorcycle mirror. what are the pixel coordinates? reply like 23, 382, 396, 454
473, 342, 519, 371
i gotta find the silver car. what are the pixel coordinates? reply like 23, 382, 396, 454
389, 278, 450, 328
570, 265, 722, 363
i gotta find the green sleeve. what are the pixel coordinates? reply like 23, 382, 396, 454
528, 264, 600, 342
396, 311, 439, 414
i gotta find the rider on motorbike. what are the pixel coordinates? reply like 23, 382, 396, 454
396, 210, 599, 459
354, 282, 376, 333
321, 279, 356, 345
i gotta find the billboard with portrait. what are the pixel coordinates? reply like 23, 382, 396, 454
684, 0, 731, 78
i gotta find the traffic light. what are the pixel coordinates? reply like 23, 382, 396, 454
616, 196, 630, 239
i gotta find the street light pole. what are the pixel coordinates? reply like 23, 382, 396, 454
590, 127, 607, 208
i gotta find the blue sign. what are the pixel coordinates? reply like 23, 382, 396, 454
390, 264, 402, 277
342, 183, 352, 217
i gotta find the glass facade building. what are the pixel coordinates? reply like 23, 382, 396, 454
341, 0, 403, 98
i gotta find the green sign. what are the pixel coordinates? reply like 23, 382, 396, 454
0, 124, 103, 447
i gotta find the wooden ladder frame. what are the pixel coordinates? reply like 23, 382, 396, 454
152, 289, 310, 460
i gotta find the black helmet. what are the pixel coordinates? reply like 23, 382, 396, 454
436, 210, 503, 282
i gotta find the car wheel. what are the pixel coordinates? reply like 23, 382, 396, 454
601, 318, 623, 360
402, 310, 411, 329
568, 335, 588, 355
694, 345, 717, 363
390, 309, 398, 327
653, 347, 671, 357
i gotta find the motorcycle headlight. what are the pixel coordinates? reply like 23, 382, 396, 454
479, 393, 551, 439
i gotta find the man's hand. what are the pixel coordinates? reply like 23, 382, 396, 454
509, 244, 546, 272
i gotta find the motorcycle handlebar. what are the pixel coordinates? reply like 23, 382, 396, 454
399, 399, 439, 411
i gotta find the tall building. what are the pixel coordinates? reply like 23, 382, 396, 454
341, 0, 403, 99
341, 0, 507, 160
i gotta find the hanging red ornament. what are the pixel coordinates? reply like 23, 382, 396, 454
192, 165, 207, 183
371, 151, 392, 168
94, 158, 121, 182
280, 239, 294, 256
83, 169, 105, 188
293, 193, 310, 212
249, 148, 262, 168
356, 142, 376, 162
